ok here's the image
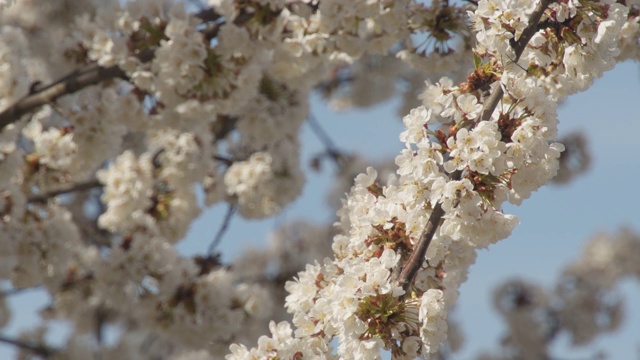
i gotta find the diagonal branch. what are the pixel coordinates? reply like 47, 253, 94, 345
27, 179, 102, 203
0, 3, 320, 132
396, 170, 462, 297
306, 113, 348, 169
207, 203, 237, 255
395, 0, 553, 296
0, 334, 56, 358
0, 64, 127, 130
0, 6, 249, 131
396, 199, 445, 294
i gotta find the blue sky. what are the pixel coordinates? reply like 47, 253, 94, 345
2, 59, 639, 358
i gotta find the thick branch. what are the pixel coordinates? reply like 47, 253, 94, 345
396, 0, 553, 295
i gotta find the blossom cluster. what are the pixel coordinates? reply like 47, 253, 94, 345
472, 0, 639, 98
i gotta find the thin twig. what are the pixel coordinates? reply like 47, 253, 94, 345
213, 154, 234, 166
94, 307, 108, 360
306, 113, 346, 167
188, 0, 208, 11
0, 286, 39, 298
0, 334, 56, 358
202, 9, 255, 41
207, 204, 236, 254
27, 179, 102, 203
395, 0, 553, 295
306, 113, 339, 154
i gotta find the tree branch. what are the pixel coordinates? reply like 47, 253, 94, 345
396, 171, 461, 296
0, 286, 39, 298
0, 2, 324, 132
27, 179, 102, 203
0, 6, 254, 131
306, 113, 347, 168
207, 204, 236, 255
396, 204, 445, 293
396, 0, 553, 296
213, 155, 234, 167
0, 64, 127, 130
481, 0, 553, 122
0, 334, 56, 358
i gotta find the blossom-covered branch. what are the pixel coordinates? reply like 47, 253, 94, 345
0, 64, 127, 130
230, 0, 637, 358
396, 0, 552, 296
